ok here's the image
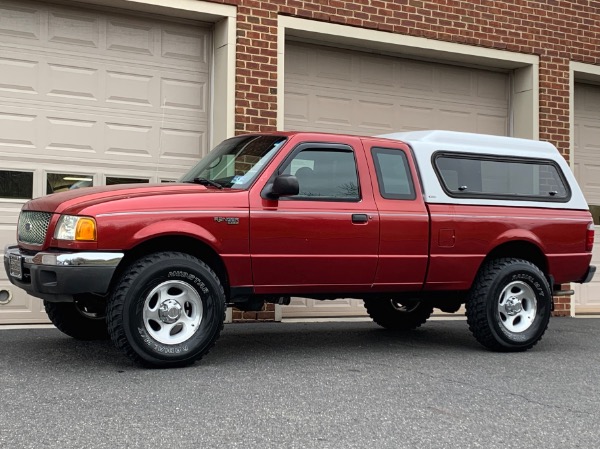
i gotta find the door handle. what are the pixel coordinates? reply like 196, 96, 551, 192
352, 213, 369, 224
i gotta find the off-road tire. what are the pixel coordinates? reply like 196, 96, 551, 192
364, 298, 433, 330
45, 300, 109, 340
107, 252, 226, 367
466, 258, 551, 352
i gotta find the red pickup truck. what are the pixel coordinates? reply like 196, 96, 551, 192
4, 131, 595, 367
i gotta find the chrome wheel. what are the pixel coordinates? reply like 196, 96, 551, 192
108, 252, 226, 367
142, 280, 203, 345
390, 299, 420, 313
467, 258, 551, 351
497, 281, 537, 333
365, 298, 433, 330
74, 299, 106, 320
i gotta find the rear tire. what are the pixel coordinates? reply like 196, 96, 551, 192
45, 298, 108, 340
364, 298, 433, 330
107, 252, 226, 367
466, 258, 551, 352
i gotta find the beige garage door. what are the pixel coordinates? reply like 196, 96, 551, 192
573, 83, 600, 314
0, 0, 211, 323
283, 41, 509, 318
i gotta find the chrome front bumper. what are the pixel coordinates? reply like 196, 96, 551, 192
3, 245, 124, 302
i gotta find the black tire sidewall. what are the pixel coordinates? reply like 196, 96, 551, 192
122, 256, 224, 364
485, 262, 551, 349
45, 301, 108, 340
364, 298, 433, 330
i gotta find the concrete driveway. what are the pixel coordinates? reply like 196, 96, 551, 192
1, 317, 599, 449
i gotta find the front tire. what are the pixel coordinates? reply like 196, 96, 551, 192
107, 252, 226, 367
466, 258, 551, 352
45, 297, 108, 340
364, 298, 433, 330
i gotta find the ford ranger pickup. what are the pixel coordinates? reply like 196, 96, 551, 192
4, 130, 595, 367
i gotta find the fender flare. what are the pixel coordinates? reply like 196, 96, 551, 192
129, 220, 221, 252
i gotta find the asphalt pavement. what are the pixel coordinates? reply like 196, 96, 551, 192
1, 317, 600, 449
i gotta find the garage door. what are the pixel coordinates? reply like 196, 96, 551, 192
283, 41, 509, 318
0, 0, 211, 323
573, 83, 600, 314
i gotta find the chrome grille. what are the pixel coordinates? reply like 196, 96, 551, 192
18, 211, 52, 245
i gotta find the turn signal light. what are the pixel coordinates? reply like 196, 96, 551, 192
75, 218, 97, 241
586, 222, 595, 252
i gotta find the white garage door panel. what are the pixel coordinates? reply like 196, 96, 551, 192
0, 282, 48, 324
0, 0, 211, 323
286, 298, 367, 316
573, 83, 600, 313
285, 42, 508, 137
0, 53, 209, 119
283, 42, 509, 318
0, 2, 209, 69
0, 207, 49, 323
285, 86, 507, 137
0, 9, 210, 169
0, 102, 208, 166
572, 240, 600, 313
0, 210, 19, 270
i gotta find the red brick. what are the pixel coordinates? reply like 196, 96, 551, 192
257, 311, 275, 320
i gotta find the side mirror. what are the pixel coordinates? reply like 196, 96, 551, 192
270, 174, 299, 198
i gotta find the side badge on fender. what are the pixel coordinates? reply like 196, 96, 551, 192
214, 217, 240, 225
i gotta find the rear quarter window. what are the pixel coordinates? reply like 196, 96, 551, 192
371, 148, 416, 200
433, 152, 570, 202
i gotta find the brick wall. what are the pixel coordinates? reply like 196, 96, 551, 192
223, 0, 600, 153
215, 0, 600, 318
231, 303, 277, 321
554, 284, 574, 317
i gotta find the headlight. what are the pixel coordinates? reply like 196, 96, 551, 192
54, 215, 97, 241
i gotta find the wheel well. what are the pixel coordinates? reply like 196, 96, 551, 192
111, 236, 230, 298
484, 241, 548, 275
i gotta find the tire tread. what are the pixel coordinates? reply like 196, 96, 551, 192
106, 252, 225, 367
466, 258, 550, 352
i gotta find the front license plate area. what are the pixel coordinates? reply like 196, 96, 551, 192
9, 254, 22, 280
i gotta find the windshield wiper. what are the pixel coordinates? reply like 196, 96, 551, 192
190, 177, 224, 189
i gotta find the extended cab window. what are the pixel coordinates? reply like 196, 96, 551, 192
281, 147, 360, 201
372, 148, 416, 200
434, 153, 570, 201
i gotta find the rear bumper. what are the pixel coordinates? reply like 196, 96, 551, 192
578, 265, 596, 284
3, 245, 123, 302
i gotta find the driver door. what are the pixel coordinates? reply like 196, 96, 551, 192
249, 141, 379, 294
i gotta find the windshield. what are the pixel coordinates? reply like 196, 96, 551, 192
180, 135, 287, 189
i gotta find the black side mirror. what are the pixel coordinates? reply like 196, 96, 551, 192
270, 174, 299, 198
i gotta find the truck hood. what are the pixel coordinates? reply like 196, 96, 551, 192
22, 183, 245, 215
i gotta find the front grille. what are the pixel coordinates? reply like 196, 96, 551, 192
18, 211, 52, 245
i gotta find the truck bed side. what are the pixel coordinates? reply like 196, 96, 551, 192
425, 204, 593, 290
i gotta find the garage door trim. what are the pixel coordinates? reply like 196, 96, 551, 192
277, 16, 538, 140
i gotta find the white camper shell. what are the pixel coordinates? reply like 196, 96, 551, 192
379, 130, 588, 211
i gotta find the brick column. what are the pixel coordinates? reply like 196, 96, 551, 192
235, 3, 279, 134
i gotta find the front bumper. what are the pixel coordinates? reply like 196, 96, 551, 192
3, 245, 124, 302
